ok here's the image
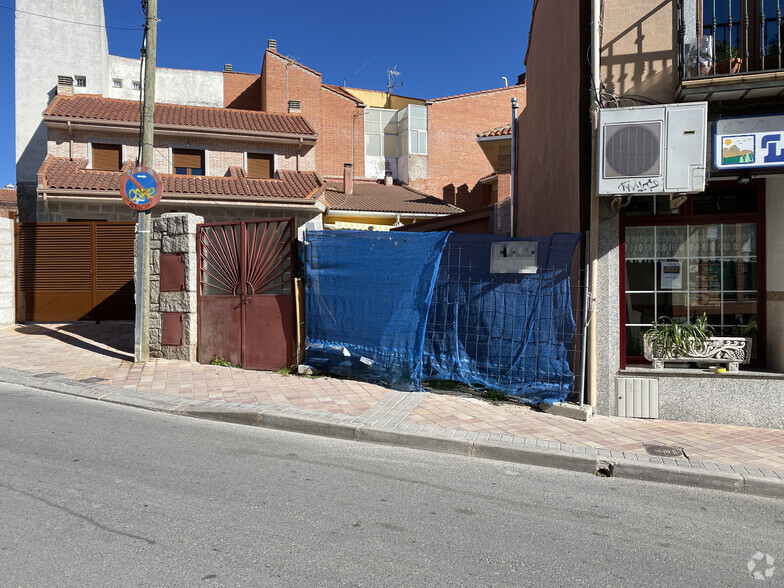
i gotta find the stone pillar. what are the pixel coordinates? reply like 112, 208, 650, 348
149, 213, 203, 361
0, 218, 15, 326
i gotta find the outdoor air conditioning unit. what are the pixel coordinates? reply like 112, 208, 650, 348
597, 102, 708, 195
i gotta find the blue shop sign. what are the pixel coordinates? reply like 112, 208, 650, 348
714, 114, 784, 170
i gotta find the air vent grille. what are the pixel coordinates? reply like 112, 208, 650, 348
603, 121, 661, 178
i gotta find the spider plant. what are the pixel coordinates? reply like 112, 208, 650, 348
645, 313, 713, 357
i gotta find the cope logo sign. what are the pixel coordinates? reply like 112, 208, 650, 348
715, 114, 784, 171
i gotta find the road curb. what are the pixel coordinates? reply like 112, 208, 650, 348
610, 459, 745, 494
2, 368, 784, 500
357, 426, 474, 456
472, 440, 598, 473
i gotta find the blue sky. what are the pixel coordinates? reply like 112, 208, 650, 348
1, 0, 532, 186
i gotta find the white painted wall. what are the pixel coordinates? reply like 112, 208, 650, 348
15, 0, 110, 184
108, 57, 224, 107
0, 218, 15, 327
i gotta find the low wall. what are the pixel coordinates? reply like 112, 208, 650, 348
618, 368, 784, 429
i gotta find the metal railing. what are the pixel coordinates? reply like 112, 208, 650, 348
680, 0, 783, 79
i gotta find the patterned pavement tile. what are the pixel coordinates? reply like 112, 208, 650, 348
2, 323, 784, 473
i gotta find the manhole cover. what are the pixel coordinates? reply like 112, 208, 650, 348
77, 377, 108, 384
644, 444, 686, 459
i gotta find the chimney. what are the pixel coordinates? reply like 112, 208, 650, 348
224, 64, 233, 72
56, 75, 74, 96
384, 172, 393, 186
517, 72, 527, 85
343, 163, 353, 196
267, 39, 277, 52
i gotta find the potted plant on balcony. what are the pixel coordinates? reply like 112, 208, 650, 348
643, 313, 752, 371
713, 42, 744, 74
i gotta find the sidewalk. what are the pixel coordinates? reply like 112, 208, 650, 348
2, 322, 783, 498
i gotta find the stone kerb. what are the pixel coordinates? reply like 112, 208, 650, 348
149, 213, 203, 361
0, 218, 14, 327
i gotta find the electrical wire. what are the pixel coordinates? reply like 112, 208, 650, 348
0, 4, 142, 31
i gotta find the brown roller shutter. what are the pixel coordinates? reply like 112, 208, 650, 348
92, 143, 122, 171
172, 148, 204, 174
16, 222, 135, 321
247, 152, 273, 179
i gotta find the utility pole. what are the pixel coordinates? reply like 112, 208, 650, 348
134, 0, 157, 362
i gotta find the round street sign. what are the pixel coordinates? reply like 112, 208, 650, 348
122, 166, 163, 211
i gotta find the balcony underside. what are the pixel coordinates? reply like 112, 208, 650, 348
679, 70, 784, 102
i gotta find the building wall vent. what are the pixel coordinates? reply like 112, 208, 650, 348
56, 75, 74, 96
288, 100, 301, 113
616, 377, 659, 419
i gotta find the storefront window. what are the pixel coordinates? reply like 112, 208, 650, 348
622, 181, 762, 365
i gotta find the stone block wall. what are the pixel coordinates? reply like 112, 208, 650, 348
149, 213, 203, 361
0, 218, 14, 327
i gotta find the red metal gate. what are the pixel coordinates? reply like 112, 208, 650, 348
197, 218, 295, 370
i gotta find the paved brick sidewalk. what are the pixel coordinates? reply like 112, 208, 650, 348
3, 322, 784, 474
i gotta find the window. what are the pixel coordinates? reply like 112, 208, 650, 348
91, 143, 122, 171
396, 105, 428, 156
74, 75, 86, 87
364, 108, 398, 158
247, 152, 274, 179
113, 78, 123, 88
622, 186, 762, 364
172, 148, 204, 176
132, 80, 141, 91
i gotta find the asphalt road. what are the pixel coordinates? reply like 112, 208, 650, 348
0, 383, 782, 587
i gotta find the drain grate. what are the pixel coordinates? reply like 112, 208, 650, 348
644, 444, 686, 459
77, 377, 108, 384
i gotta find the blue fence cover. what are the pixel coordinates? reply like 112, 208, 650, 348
304, 230, 580, 404
422, 233, 581, 405
304, 230, 449, 391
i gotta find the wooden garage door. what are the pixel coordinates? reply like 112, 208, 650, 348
16, 222, 136, 321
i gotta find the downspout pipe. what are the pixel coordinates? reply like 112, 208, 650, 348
510, 97, 519, 237
587, 0, 602, 410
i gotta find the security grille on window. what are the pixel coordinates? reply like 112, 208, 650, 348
113, 78, 123, 88
91, 143, 122, 171
172, 148, 204, 176
247, 153, 274, 179
74, 76, 86, 87
132, 80, 141, 91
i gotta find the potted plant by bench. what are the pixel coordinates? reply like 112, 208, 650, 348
643, 313, 752, 372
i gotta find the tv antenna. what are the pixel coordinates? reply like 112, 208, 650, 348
387, 65, 402, 94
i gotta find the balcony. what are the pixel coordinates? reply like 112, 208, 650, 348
678, 0, 784, 102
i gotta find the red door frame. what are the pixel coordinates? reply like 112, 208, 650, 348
618, 179, 766, 369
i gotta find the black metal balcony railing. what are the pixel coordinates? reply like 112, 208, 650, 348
680, 0, 783, 80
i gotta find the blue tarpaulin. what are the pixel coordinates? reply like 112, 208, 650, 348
304, 230, 580, 404
304, 230, 449, 391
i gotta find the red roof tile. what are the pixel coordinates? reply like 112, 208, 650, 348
43, 95, 316, 136
323, 179, 462, 215
39, 157, 323, 201
477, 124, 512, 138
0, 188, 16, 208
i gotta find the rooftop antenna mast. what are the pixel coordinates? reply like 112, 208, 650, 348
387, 65, 402, 94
